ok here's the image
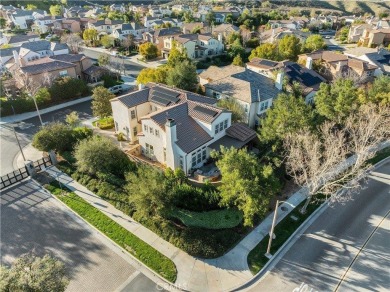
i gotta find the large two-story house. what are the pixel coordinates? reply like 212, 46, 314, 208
199, 65, 281, 128
110, 83, 256, 174
161, 33, 224, 60
112, 23, 148, 40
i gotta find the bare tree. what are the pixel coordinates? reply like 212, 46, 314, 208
121, 34, 134, 55
284, 103, 390, 213
61, 33, 83, 54
109, 55, 125, 76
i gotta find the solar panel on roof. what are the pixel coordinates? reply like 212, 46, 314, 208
153, 87, 180, 103
194, 105, 218, 117
151, 95, 170, 106
153, 87, 180, 98
259, 59, 277, 67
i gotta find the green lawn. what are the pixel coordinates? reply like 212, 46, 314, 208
45, 182, 177, 282
92, 117, 114, 130
170, 208, 243, 229
247, 199, 323, 274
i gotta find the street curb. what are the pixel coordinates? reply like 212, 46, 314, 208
230, 154, 390, 292
0, 96, 92, 124
34, 174, 184, 292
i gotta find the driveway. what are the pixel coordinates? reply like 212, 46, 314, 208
0, 180, 161, 292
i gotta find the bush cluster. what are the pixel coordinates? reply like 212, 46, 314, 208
49, 77, 90, 102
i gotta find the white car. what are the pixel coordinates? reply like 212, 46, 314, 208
325, 35, 332, 39
108, 85, 123, 94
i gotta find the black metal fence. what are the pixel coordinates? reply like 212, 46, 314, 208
0, 155, 53, 191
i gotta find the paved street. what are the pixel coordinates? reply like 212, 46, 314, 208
0, 180, 162, 292
0, 100, 93, 176
80, 47, 145, 76
246, 160, 390, 292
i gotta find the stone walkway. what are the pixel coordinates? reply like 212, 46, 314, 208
45, 166, 306, 292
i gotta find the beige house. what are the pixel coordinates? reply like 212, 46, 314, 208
347, 24, 373, 43
162, 33, 224, 60
359, 28, 390, 47
53, 19, 81, 34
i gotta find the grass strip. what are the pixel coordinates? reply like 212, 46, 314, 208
45, 181, 177, 283
170, 208, 243, 229
247, 199, 322, 275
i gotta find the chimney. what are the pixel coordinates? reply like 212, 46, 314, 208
275, 71, 284, 90
306, 56, 313, 70
13, 50, 20, 67
138, 83, 145, 91
336, 61, 342, 72
218, 33, 222, 42
165, 118, 177, 142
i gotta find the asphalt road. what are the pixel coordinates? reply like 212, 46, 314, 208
0, 100, 93, 176
247, 159, 390, 292
80, 47, 145, 76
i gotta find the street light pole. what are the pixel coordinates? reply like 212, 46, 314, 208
13, 126, 26, 162
31, 94, 43, 126
265, 200, 281, 258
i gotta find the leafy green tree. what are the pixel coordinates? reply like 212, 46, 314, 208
217, 98, 246, 122
83, 28, 98, 46
49, 5, 62, 16
225, 13, 234, 24
0, 253, 68, 292
100, 35, 115, 48
136, 67, 168, 85
139, 42, 158, 60
32, 122, 74, 152
226, 32, 241, 45
167, 41, 190, 67
26, 4, 37, 10
365, 75, 390, 106
74, 136, 134, 176
315, 78, 359, 121
278, 34, 302, 61
228, 38, 245, 59
91, 86, 115, 118
98, 54, 109, 67
249, 43, 279, 61
65, 111, 80, 127
260, 93, 314, 144
212, 146, 280, 226
166, 60, 198, 91
232, 54, 244, 66
34, 88, 51, 104
49, 77, 89, 101
183, 11, 194, 23
304, 34, 326, 52
125, 166, 170, 218
206, 11, 216, 25
0, 18, 6, 28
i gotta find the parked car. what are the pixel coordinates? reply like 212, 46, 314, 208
108, 85, 123, 94
325, 35, 331, 39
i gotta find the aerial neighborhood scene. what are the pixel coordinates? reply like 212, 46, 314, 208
0, 0, 389, 291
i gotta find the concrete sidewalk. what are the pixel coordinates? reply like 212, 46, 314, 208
0, 96, 92, 124
45, 166, 307, 292
14, 143, 43, 169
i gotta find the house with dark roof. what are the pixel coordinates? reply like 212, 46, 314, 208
142, 27, 182, 51
50, 53, 94, 80
110, 83, 255, 174
87, 19, 123, 34
6, 34, 40, 47
199, 65, 281, 127
112, 22, 148, 40
247, 58, 326, 103
345, 47, 390, 76
15, 40, 69, 65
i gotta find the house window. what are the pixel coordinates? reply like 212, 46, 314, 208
59, 70, 68, 77
224, 119, 228, 129
192, 154, 196, 167
179, 156, 184, 170
163, 148, 166, 161
133, 126, 137, 136
202, 149, 206, 161
149, 127, 153, 134
245, 104, 248, 113
197, 151, 202, 164
146, 143, 154, 157
144, 125, 148, 132
130, 110, 136, 120
215, 125, 219, 134
155, 129, 159, 137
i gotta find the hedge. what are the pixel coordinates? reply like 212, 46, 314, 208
45, 182, 177, 282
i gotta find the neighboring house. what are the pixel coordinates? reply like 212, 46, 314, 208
7, 9, 34, 29
247, 58, 326, 103
199, 65, 281, 127
15, 40, 69, 65
182, 22, 206, 34
359, 28, 390, 47
112, 22, 148, 40
212, 23, 240, 39
53, 18, 81, 34
84, 7, 105, 18
144, 16, 181, 29
110, 83, 256, 174
65, 6, 88, 18
50, 54, 93, 80
161, 33, 224, 60
6, 34, 40, 47
0, 47, 20, 71
268, 19, 300, 30
87, 19, 124, 35
14, 58, 77, 88
110, 4, 127, 12
143, 27, 182, 50
171, 5, 191, 12
32, 16, 62, 34
260, 27, 309, 43
348, 24, 373, 43
298, 50, 377, 83
345, 47, 390, 76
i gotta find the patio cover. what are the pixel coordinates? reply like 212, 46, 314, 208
208, 123, 256, 151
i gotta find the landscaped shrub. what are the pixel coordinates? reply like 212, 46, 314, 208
49, 77, 90, 101
170, 183, 220, 211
